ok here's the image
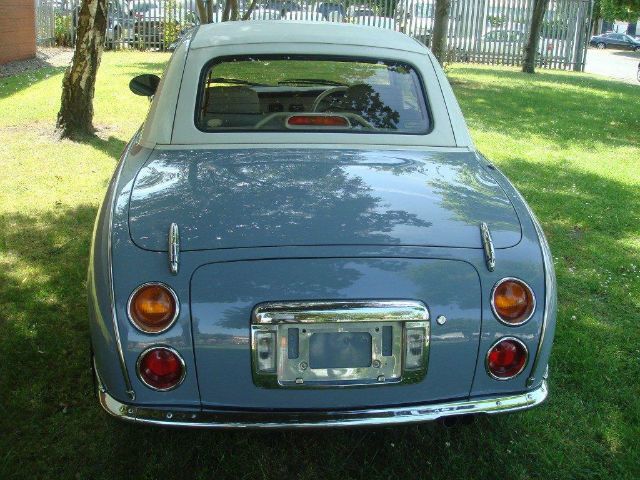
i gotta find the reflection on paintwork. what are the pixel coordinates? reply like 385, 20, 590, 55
129, 149, 521, 251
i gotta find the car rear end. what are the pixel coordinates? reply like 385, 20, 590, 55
89, 23, 555, 427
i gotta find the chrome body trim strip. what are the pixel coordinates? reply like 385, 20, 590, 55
97, 379, 548, 429
490, 277, 536, 326
252, 300, 429, 324
480, 222, 495, 272
108, 148, 135, 400
527, 214, 555, 387
126, 282, 180, 334
168, 223, 180, 275
485, 336, 529, 381
136, 345, 187, 392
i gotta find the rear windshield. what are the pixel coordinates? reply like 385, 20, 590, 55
196, 56, 430, 134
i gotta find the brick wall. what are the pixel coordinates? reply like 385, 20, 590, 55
0, 1, 37, 64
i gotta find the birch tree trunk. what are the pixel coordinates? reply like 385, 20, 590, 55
431, 0, 451, 64
522, 0, 550, 73
56, 0, 107, 138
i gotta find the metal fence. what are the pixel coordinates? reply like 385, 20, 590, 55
36, 0, 56, 46
40, 0, 593, 70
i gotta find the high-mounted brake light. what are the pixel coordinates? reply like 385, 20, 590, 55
491, 278, 535, 326
486, 337, 528, 380
128, 283, 179, 333
287, 115, 350, 128
137, 346, 186, 391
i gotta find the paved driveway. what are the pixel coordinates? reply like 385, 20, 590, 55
584, 47, 640, 84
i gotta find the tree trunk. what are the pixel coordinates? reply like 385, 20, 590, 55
242, 0, 258, 20
522, 0, 550, 74
196, 0, 214, 23
431, 0, 451, 64
56, 0, 107, 138
222, 0, 233, 21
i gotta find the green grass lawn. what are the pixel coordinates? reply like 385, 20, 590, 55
0, 51, 638, 479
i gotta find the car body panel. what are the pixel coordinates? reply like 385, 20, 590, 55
191, 257, 481, 408
128, 149, 521, 252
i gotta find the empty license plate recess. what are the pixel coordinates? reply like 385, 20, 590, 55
251, 300, 429, 388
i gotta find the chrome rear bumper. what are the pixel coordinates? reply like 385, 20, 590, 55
98, 380, 548, 429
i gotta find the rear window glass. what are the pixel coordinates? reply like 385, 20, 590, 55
196, 56, 430, 134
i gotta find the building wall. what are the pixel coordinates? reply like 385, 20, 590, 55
0, 0, 37, 64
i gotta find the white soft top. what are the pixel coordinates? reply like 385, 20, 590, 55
140, 21, 474, 149
190, 21, 425, 53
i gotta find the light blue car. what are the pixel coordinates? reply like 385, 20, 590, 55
89, 21, 556, 428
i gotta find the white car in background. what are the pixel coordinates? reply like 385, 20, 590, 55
394, 0, 434, 44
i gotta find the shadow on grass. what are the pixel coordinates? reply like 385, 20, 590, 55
451, 66, 640, 150
0, 157, 638, 479
0, 66, 67, 100
69, 132, 128, 160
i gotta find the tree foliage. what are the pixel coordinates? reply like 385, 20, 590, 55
598, 0, 640, 22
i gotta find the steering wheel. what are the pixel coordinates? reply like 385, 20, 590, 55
312, 86, 348, 112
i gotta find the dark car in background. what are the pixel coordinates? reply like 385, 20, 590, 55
590, 32, 640, 51
316, 2, 345, 21
264, 0, 302, 14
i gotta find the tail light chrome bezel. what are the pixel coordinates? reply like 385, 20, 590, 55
490, 277, 536, 326
136, 345, 186, 391
127, 282, 180, 334
485, 337, 529, 381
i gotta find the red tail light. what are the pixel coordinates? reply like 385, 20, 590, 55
486, 338, 528, 380
287, 115, 349, 127
137, 346, 185, 391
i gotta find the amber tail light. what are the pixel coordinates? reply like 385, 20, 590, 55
486, 337, 528, 380
491, 278, 535, 325
128, 283, 179, 333
137, 346, 185, 391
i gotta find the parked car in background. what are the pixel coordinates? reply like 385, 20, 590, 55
346, 5, 375, 22
477, 29, 525, 55
590, 32, 640, 51
264, 0, 301, 15
106, 0, 135, 48
91, 21, 556, 428
248, 7, 282, 20
394, 0, 434, 45
130, 1, 198, 49
316, 2, 345, 21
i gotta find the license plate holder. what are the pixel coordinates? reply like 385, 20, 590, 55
250, 300, 429, 388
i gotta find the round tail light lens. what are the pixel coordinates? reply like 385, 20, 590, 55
128, 283, 178, 333
491, 278, 535, 325
486, 337, 528, 380
137, 347, 185, 391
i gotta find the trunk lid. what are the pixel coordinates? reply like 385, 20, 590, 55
128, 149, 520, 251
190, 257, 481, 408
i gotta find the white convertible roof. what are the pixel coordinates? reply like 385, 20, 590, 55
190, 21, 426, 53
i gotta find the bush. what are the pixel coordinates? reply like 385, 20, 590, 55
54, 13, 73, 47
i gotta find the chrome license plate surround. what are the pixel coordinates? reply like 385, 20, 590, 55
250, 300, 429, 389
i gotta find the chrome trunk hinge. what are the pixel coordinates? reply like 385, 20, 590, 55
169, 223, 180, 275
480, 222, 496, 272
